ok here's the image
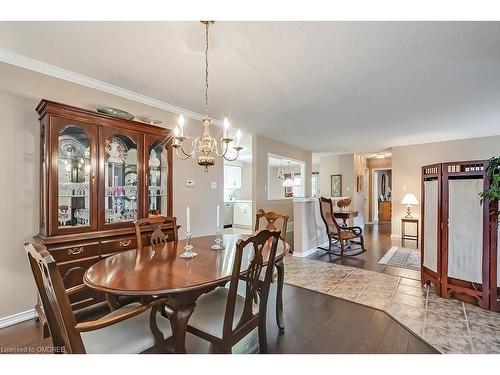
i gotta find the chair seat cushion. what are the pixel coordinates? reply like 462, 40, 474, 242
82, 303, 171, 354
188, 287, 257, 339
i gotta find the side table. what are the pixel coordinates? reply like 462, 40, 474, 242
401, 217, 419, 247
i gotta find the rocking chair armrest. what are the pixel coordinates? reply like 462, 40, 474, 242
75, 297, 168, 333
340, 226, 363, 235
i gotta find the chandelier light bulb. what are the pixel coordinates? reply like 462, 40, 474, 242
223, 118, 229, 138
236, 129, 242, 147
178, 114, 185, 136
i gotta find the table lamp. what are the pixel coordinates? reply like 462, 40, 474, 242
401, 193, 419, 218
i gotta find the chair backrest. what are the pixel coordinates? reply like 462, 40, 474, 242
134, 215, 178, 249
254, 209, 289, 241
24, 242, 85, 353
222, 229, 280, 339
318, 197, 342, 235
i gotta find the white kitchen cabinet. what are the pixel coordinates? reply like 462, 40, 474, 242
223, 202, 234, 226
224, 165, 241, 189
233, 202, 252, 228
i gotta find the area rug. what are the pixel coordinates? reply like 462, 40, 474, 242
378, 246, 420, 271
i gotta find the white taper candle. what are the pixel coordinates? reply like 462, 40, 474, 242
186, 206, 191, 233
216, 204, 220, 229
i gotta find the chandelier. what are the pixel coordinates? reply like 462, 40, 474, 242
171, 21, 243, 172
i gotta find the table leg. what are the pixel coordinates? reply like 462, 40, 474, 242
275, 259, 285, 332
165, 301, 195, 353
164, 289, 213, 353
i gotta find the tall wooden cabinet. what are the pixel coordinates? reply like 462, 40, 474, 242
421, 160, 499, 311
34, 100, 174, 325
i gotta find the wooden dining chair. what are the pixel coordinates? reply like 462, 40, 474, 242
254, 209, 289, 244
254, 208, 290, 332
318, 196, 366, 256
134, 215, 178, 250
186, 229, 280, 354
24, 242, 171, 354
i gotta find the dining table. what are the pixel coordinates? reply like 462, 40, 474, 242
83, 233, 290, 353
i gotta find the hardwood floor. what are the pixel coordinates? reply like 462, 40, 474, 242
0, 281, 436, 354
308, 222, 421, 280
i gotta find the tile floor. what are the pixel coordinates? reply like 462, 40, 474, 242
283, 255, 500, 354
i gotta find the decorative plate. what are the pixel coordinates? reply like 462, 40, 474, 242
105, 138, 127, 163
97, 106, 134, 120
137, 116, 163, 125
59, 135, 86, 160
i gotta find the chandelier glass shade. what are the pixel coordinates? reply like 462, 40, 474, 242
171, 21, 243, 172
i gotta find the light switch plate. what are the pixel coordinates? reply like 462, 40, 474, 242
186, 179, 195, 187
211, 182, 217, 189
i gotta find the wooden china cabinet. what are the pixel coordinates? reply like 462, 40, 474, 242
34, 100, 173, 333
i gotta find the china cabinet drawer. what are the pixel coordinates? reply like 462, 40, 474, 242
100, 236, 137, 255
58, 256, 101, 288
50, 242, 100, 263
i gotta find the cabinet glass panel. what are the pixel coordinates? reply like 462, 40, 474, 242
147, 141, 168, 215
58, 126, 92, 228
104, 135, 138, 223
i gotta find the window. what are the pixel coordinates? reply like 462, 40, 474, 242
311, 172, 319, 197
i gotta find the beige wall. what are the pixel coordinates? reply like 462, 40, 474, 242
392, 135, 500, 237
238, 162, 253, 200
0, 62, 223, 319
318, 153, 366, 226
318, 153, 354, 198
253, 135, 312, 220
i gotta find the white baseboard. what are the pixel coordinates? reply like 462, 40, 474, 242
0, 309, 37, 329
293, 242, 328, 258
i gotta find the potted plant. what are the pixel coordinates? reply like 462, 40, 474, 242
480, 156, 500, 223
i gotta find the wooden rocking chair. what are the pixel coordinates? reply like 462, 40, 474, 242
318, 197, 366, 256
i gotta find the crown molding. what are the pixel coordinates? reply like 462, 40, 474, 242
0, 48, 220, 125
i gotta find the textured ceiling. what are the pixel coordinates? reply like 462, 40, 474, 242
1, 21, 500, 153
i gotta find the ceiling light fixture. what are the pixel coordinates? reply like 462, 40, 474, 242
376, 153, 386, 159
171, 21, 243, 172
282, 162, 294, 187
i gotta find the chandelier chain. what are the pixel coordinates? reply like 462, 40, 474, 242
204, 21, 209, 118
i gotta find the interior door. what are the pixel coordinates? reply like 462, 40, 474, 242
99, 126, 144, 230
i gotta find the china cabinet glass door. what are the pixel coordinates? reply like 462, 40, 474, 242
52, 119, 97, 234
146, 138, 170, 216
100, 128, 143, 228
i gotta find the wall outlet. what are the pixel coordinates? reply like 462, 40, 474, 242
185, 179, 195, 187
211, 182, 217, 189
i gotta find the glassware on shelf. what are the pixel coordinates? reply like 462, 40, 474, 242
57, 126, 92, 228
147, 141, 168, 215
104, 135, 138, 224
58, 206, 71, 227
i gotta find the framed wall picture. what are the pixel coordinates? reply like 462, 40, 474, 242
331, 174, 342, 197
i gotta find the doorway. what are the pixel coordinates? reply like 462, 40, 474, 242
372, 168, 392, 223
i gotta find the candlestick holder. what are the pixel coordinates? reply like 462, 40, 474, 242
211, 228, 225, 250
180, 232, 197, 258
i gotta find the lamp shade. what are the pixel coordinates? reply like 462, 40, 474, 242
282, 178, 294, 187
401, 193, 419, 205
